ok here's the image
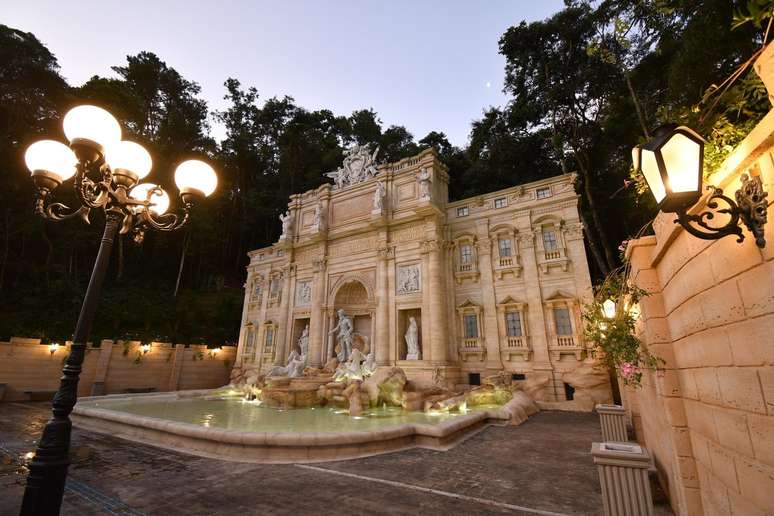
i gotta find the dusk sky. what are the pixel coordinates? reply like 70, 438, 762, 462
3, 1, 564, 146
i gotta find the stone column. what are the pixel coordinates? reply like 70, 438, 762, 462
167, 344, 186, 391
90, 339, 114, 395
326, 310, 336, 361
375, 245, 392, 365
274, 265, 294, 366
308, 257, 327, 367
424, 240, 449, 364
476, 233, 502, 372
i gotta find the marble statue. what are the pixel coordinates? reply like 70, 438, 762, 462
362, 351, 376, 376
325, 144, 380, 189
418, 167, 431, 199
266, 349, 306, 378
328, 308, 354, 361
279, 211, 293, 239
405, 316, 421, 360
298, 324, 309, 356
397, 265, 420, 295
333, 347, 369, 382
373, 180, 386, 212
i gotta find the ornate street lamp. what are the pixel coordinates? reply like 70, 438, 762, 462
20, 105, 217, 516
632, 124, 769, 248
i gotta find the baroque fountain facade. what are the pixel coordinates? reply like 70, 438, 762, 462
71, 145, 612, 462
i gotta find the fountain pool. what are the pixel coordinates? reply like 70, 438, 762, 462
72, 390, 522, 463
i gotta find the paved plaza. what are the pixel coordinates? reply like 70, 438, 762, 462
1, 403, 658, 515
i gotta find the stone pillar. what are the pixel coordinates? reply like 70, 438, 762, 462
308, 257, 327, 367
519, 231, 551, 365
424, 240, 449, 364
274, 265, 293, 366
476, 231, 502, 371
167, 344, 186, 391
375, 245, 392, 365
90, 339, 114, 396
326, 310, 336, 361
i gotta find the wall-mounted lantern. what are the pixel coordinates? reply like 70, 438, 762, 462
633, 124, 769, 248
48, 343, 60, 355
140, 343, 151, 355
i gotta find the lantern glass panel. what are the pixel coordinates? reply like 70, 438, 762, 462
640, 148, 665, 203
662, 132, 701, 194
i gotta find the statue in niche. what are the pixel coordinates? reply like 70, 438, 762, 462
405, 316, 421, 360
279, 211, 293, 239
328, 308, 354, 361
297, 324, 309, 356
397, 265, 420, 295
418, 167, 431, 199
373, 180, 386, 212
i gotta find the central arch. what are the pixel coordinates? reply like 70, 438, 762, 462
327, 277, 375, 359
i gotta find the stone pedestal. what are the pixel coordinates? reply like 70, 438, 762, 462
591, 442, 654, 516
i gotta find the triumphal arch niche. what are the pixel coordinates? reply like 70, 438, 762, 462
235, 144, 605, 401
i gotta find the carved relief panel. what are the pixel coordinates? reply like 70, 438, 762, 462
396, 263, 421, 295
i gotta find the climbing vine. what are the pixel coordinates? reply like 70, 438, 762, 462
583, 264, 664, 388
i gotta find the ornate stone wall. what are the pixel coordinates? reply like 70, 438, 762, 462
237, 147, 600, 401
624, 100, 774, 515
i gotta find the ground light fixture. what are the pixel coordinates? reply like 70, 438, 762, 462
140, 343, 152, 354
19, 104, 217, 516
632, 124, 769, 248
48, 343, 60, 355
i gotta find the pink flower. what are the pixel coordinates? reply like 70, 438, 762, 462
620, 362, 638, 380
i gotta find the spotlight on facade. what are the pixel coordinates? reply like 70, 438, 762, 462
48, 343, 60, 355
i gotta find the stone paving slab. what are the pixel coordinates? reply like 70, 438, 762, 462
1, 402, 612, 515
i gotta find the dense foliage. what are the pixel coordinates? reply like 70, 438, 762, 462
0, 0, 770, 343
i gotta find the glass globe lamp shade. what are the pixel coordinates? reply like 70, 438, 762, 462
63, 105, 122, 158
24, 140, 77, 189
105, 141, 152, 186
174, 160, 217, 198
602, 299, 617, 319
632, 125, 704, 213
130, 183, 170, 215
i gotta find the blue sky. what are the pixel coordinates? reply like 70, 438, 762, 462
3, 1, 564, 146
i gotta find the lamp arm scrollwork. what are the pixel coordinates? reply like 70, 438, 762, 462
674, 174, 768, 248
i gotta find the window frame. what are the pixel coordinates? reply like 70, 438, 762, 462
494, 197, 507, 209
505, 311, 523, 337
536, 187, 551, 199
553, 307, 573, 336
456, 206, 469, 217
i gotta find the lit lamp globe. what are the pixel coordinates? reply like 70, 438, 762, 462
602, 299, 617, 319
24, 140, 77, 191
130, 183, 170, 215
105, 141, 152, 187
174, 160, 217, 203
63, 105, 122, 161
632, 124, 704, 213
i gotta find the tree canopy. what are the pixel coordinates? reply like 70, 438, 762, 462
0, 1, 769, 342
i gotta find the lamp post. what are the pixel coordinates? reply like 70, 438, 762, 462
19, 105, 217, 516
632, 124, 769, 247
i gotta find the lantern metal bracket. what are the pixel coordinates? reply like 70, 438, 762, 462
674, 173, 768, 248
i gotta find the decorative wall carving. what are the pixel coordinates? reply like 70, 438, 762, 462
328, 235, 378, 258
390, 223, 423, 244
324, 144, 380, 189
331, 195, 371, 225
295, 280, 312, 307
396, 264, 421, 295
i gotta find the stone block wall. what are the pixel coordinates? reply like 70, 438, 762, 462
624, 109, 774, 513
0, 338, 235, 401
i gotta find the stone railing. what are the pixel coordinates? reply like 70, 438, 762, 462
501, 336, 532, 362
548, 335, 583, 361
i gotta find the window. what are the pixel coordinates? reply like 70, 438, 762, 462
512, 373, 526, 381
468, 373, 481, 386
554, 308, 573, 335
243, 329, 255, 356
460, 244, 473, 265
463, 314, 478, 338
494, 197, 507, 209
536, 187, 551, 199
543, 230, 558, 251
457, 206, 469, 217
250, 283, 262, 302
265, 326, 275, 349
505, 312, 522, 337
258, 254, 264, 261
498, 238, 512, 257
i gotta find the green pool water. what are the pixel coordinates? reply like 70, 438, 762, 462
80, 398, 474, 433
